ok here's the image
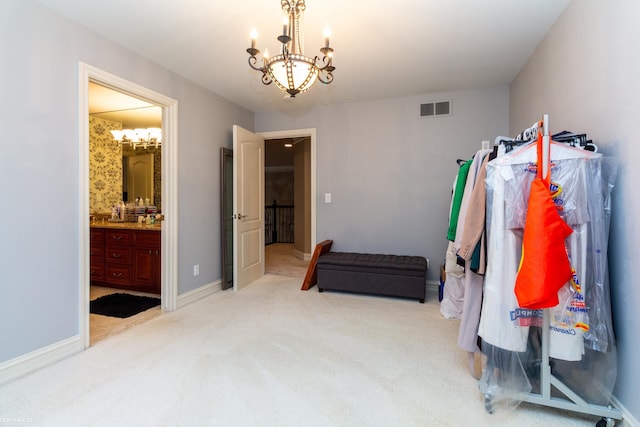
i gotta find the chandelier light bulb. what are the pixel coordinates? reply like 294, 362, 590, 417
250, 28, 258, 49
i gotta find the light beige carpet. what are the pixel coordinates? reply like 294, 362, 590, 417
1, 275, 600, 426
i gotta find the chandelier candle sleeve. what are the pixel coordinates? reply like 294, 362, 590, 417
250, 29, 257, 50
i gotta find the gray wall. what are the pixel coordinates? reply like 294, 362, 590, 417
509, 0, 639, 420
0, 0, 253, 363
256, 87, 509, 281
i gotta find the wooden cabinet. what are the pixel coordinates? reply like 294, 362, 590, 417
132, 230, 161, 291
90, 228, 105, 282
90, 227, 161, 294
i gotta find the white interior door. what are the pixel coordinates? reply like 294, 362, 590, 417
233, 125, 265, 290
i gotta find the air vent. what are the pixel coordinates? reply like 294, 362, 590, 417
420, 100, 452, 118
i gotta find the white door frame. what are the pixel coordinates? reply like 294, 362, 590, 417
78, 62, 179, 349
258, 128, 317, 251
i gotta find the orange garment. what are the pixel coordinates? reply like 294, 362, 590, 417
514, 131, 573, 309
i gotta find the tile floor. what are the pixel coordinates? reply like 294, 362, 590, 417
89, 286, 161, 346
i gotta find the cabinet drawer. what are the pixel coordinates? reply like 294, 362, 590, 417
90, 262, 104, 281
105, 246, 132, 264
134, 230, 161, 247
90, 245, 104, 261
105, 264, 132, 285
106, 230, 132, 245
90, 228, 104, 244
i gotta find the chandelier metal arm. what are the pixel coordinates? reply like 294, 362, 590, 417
247, 54, 263, 72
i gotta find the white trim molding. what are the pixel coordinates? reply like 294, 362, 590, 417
177, 280, 222, 309
293, 248, 312, 261
78, 62, 179, 351
0, 336, 82, 386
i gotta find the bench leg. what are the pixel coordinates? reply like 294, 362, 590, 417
419, 298, 425, 303
318, 288, 324, 293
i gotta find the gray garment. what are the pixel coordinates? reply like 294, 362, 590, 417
457, 269, 483, 353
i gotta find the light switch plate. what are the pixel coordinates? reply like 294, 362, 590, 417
324, 193, 332, 203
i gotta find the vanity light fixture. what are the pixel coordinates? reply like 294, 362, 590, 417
110, 128, 162, 150
247, 0, 335, 98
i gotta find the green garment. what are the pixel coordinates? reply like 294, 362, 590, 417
447, 159, 473, 241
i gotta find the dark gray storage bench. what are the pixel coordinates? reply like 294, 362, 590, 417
316, 252, 428, 303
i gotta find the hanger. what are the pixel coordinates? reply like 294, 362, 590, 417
552, 130, 598, 152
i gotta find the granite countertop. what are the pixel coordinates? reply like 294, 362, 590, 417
90, 221, 162, 231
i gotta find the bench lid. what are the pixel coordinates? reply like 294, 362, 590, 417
317, 252, 427, 272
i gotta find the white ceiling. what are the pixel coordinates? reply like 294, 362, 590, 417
89, 82, 162, 128
38, 0, 570, 114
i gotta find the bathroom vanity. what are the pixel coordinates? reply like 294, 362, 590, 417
90, 223, 161, 294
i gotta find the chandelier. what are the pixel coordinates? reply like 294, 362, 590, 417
110, 128, 162, 150
246, 0, 335, 98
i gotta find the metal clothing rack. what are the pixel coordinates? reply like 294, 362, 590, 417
519, 115, 622, 427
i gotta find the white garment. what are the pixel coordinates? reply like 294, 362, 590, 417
478, 143, 600, 360
440, 241, 465, 319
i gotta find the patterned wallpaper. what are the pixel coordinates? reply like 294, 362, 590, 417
89, 116, 123, 214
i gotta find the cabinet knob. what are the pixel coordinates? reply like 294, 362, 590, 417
112, 253, 121, 258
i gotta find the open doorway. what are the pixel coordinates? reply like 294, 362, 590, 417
264, 137, 312, 278
87, 82, 163, 345
221, 128, 317, 288
78, 63, 178, 349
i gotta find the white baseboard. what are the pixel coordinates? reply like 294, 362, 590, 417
0, 335, 82, 386
426, 280, 439, 292
176, 280, 222, 309
293, 249, 312, 261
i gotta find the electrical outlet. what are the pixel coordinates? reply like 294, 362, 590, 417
193, 264, 200, 276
